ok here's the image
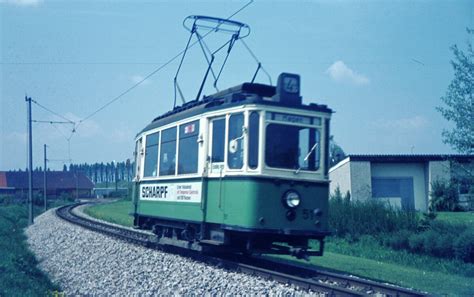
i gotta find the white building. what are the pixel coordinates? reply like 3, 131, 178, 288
329, 155, 473, 211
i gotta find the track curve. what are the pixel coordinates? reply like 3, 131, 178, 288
56, 203, 427, 296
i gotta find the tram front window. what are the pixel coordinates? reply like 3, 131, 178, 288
265, 124, 320, 171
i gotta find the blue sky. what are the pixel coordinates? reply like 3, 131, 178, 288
1, 0, 472, 170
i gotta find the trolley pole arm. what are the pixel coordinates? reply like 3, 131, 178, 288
195, 55, 215, 101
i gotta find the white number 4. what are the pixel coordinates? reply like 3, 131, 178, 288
283, 77, 299, 93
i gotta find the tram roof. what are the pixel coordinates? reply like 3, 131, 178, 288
139, 82, 332, 135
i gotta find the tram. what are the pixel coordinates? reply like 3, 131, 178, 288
131, 16, 332, 258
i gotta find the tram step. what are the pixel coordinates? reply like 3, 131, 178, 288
199, 240, 225, 246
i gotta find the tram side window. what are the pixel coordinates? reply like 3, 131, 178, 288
178, 120, 200, 174
314, 129, 321, 170
211, 118, 225, 162
143, 132, 159, 177
248, 112, 259, 169
159, 127, 177, 176
228, 113, 244, 169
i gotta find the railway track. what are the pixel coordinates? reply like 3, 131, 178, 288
56, 203, 427, 296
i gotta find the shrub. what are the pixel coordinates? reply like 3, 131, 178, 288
33, 192, 45, 206
422, 230, 441, 256
402, 220, 471, 262
0, 195, 14, 205
329, 186, 474, 263
430, 180, 460, 211
408, 233, 425, 253
418, 211, 437, 231
58, 192, 74, 202
381, 230, 411, 250
453, 229, 474, 262
329, 191, 419, 238
434, 233, 455, 258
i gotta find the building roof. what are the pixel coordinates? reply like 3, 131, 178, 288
346, 154, 473, 163
1, 171, 94, 190
330, 154, 474, 172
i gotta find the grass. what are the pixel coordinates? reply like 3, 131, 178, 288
436, 211, 474, 227
84, 200, 134, 227
264, 236, 474, 296
0, 203, 64, 296
323, 237, 474, 277
268, 236, 474, 296
272, 251, 473, 296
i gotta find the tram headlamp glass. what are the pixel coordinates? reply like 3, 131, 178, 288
283, 191, 301, 208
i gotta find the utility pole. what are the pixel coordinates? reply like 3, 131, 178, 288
114, 161, 118, 192
43, 144, 47, 211
26, 96, 33, 225
75, 169, 79, 201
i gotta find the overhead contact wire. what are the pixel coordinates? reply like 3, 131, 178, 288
31, 99, 75, 124
77, 0, 254, 128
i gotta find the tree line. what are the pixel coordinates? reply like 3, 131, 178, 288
61, 161, 135, 184
11, 161, 135, 184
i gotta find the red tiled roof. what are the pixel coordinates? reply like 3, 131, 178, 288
2, 171, 94, 190
0, 172, 7, 188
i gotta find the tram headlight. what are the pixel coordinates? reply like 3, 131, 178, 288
282, 190, 301, 209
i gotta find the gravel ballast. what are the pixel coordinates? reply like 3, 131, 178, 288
26, 209, 317, 295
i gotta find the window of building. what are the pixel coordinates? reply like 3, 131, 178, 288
228, 113, 244, 169
178, 120, 200, 174
211, 118, 225, 163
143, 132, 159, 177
159, 127, 177, 176
248, 112, 259, 169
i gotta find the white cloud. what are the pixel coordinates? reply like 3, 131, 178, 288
0, 0, 42, 6
130, 75, 152, 86
326, 61, 370, 85
376, 116, 429, 130
108, 127, 134, 144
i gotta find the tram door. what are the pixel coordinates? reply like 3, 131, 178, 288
207, 117, 227, 222
133, 137, 143, 215
135, 137, 144, 180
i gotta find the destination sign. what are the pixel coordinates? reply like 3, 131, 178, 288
272, 113, 312, 125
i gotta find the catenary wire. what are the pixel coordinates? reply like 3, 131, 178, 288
27, 0, 254, 168
31, 99, 75, 124
75, 0, 254, 129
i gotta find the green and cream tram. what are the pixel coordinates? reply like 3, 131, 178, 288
132, 73, 332, 258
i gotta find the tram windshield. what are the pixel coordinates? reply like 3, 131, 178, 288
265, 124, 320, 171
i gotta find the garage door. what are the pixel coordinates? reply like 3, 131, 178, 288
371, 177, 414, 210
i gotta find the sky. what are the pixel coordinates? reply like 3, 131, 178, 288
1, 0, 473, 170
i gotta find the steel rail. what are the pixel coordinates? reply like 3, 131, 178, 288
56, 203, 427, 296
230, 255, 427, 297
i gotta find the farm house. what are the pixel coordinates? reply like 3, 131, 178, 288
329, 155, 473, 211
0, 171, 94, 199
